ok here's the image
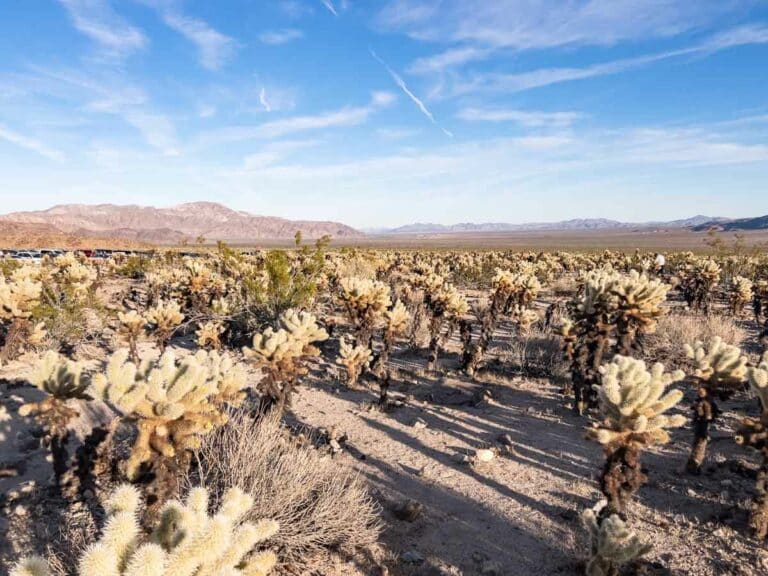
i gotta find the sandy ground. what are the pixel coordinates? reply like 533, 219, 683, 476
2, 313, 768, 575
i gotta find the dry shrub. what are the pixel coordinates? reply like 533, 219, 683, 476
506, 326, 568, 379
644, 312, 746, 367
191, 409, 382, 570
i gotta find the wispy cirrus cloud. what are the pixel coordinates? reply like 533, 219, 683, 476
370, 49, 453, 137
451, 24, 768, 95
199, 91, 396, 146
159, 11, 236, 70
259, 28, 303, 45
0, 124, 66, 162
377, 0, 744, 50
457, 107, 582, 128
135, 0, 237, 69
57, 0, 147, 57
408, 46, 491, 75
320, 0, 338, 16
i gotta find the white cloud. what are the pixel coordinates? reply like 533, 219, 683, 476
408, 46, 491, 75
458, 107, 582, 128
378, 0, 741, 50
451, 25, 768, 95
371, 50, 453, 137
199, 91, 395, 145
57, 0, 146, 56
0, 124, 66, 162
376, 127, 421, 140
259, 87, 272, 112
321, 0, 338, 16
159, 10, 237, 70
258, 28, 304, 45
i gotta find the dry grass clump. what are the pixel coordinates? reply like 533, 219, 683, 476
191, 410, 382, 570
644, 312, 746, 366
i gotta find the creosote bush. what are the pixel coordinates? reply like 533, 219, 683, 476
10, 483, 279, 576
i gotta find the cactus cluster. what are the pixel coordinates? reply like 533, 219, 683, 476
338, 277, 391, 346
684, 337, 748, 473
558, 269, 670, 414
582, 505, 651, 576
19, 351, 92, 486
736, 353, 768, 539
244, 309, 328, 413
680, 259, 721, 313
10, 484, 278, 576
589, 356, 685, 512
146, 300, 185, 350
90, 349, 248, 491
336, 336, 373, 386
0, 270, 44, 360
729, 276, 754, 316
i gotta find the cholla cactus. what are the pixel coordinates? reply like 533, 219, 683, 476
118, 310, 146, 364
339, 277, 391, 346
610, 270, 669, 355
680, 258, 721, 313
10, 484, 278, 576
244, 309, 328, 414
53, 253, 98, 299
196, 321, 224, 350
0, 272, 43, 360
337, 337, 373, 386
735, 353, 768, 539
589, 356, 686, 512
90, 348, 248, 502
19, 351, 91, 486
729, 276, 754, 316
425, 282, 468, 370
684, 337, 748, 473
582, 504, 651, 576
146, 300, 184, 350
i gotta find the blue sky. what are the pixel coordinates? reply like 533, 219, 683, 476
0, 0, 767, 227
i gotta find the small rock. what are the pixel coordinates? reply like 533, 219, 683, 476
401, 550, 425, 564
452, 453, 470, 464
412, 418, 428, 430
474, 448, 496, 463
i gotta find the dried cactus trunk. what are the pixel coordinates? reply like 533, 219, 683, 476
686, 388, 717, 474
600, 445, 645, 515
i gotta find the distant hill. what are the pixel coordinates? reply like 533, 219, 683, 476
693, 215, 768, 232
0, 221, 147, 250
0, 202, 362, 244
377, 215, 731, 235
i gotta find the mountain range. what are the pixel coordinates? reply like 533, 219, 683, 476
1, 202, 767, 248
0, 202, 361, 244
369, 215, 735, 235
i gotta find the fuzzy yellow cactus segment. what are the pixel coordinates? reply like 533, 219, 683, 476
119, 310, 147, 336
10, 556, 52, 576
339, 277, 391, 343
90, 348, 247, 480
27, 322, 47, 346
53, 253, 97, 298
0, 273, 42, 320
18, 351, 90, 434
684, 336, 748, 388
146, 300, 184, 329
196, 321, 224, 350
244, 309, 328, 413
748, 352, 768, 411
610, 270, 669, 332
11, 484, 278, 576
385, 299, 409, 338
337, 337, 373, 386
729, 276, 754, 315
582, 507, 651, 576
590, 356, 686, 448
146, 300, 184, 349
430, 283, 469, 317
